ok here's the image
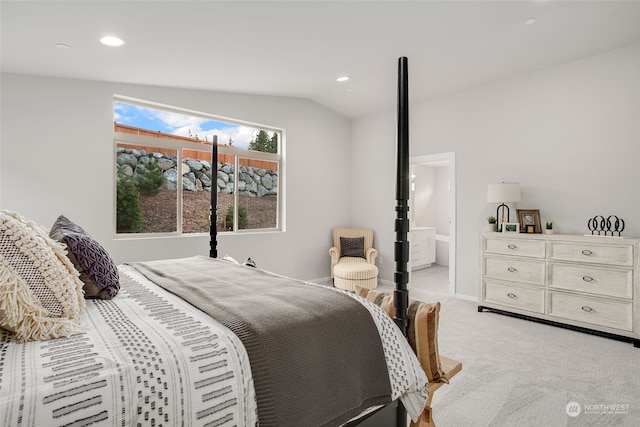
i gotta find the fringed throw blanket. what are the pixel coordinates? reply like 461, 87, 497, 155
131, 256, 392, 427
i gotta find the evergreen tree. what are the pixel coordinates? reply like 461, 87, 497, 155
225, 204, 248, 230
116, 175, 145, 232
134, 158, 164, 196
249, 130, 277, 153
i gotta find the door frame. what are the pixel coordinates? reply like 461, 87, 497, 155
410, 152, 456, 294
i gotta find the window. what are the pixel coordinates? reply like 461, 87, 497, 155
114, 97, 282, 236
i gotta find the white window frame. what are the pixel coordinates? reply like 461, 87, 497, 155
113, 96, 284, 237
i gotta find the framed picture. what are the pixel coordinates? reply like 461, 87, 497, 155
517, 209, 541, 233
502, 222, 520, 233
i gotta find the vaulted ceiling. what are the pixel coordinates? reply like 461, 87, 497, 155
3, 1, 640, 119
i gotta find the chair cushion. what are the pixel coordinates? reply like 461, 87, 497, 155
334, 262, 378, 280
356, 287, 446, 384
340, 236, 365, 258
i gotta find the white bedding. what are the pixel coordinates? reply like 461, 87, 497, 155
0, 264, 427, 426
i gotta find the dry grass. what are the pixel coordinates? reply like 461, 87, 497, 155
138, 189, 277, 233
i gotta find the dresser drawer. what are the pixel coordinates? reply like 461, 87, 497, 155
483, 256, 545, 286
412, 244, 425, 257
548, 264, 633, 299
411, 229, 435, 270
484, 237, 545, 258
484, 281, 545, 314
548, 292, 633, 331
549, 242, 634, 267
412, 233, 428, 246
411, 252, 426, 265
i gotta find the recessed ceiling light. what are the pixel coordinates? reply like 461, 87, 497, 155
525, 18, 536, 26
336, 76, 350, 82
55, 43, 70, 50
100, 36, 125, 47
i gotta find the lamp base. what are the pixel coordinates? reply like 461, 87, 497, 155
497, 203, 510, 232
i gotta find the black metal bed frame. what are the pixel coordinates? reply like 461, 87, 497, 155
393, 56, 410, 426
209, 57, 412, 426
209, 134, 218, 260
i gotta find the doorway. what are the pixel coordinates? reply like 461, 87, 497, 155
410, 152, 456, 294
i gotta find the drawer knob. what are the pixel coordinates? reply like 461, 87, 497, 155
582, 276, 594, 283
581, 249, 593, 256
507, 244, 517, 250
507, 293, 517, 299
581, 305, 594, 313
507, 267, 517, 273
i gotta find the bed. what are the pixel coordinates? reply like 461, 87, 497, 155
0, 58, 431, 426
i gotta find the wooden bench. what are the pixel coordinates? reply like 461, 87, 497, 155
412, 355, 462, 427
355, 287, 462, 427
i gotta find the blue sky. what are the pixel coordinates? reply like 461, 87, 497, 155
114, 101, 260, 149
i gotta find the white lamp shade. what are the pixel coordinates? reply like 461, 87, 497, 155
487, 183, 522, 203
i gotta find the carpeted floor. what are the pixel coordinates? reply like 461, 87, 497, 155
374, 280, 640, 427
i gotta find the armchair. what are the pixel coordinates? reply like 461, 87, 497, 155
329, 228, 378, 291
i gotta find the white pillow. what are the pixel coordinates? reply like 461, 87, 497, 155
0, 210, 85, 341
221, 254, 240, 264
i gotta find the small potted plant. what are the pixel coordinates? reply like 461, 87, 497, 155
545, 222, 554, 235
487, 216, 497, 232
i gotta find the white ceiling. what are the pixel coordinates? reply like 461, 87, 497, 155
3, 1, 640, 120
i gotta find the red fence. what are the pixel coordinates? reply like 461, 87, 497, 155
115, 123, 275, 170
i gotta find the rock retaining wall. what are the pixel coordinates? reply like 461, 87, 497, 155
116, 147, 278, 197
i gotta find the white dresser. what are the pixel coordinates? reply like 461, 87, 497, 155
478, 232, 640, 347
411, 227, 436, 270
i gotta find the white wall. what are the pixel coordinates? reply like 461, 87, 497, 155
0, 74, 351, 281
412, 163, 450, 268
435, 166, 449, 237
412, 164, 449, 235
352, 42, 640, 297
434, 166, 450, 267
3, 42, 639, 294
411, 164, 436, 227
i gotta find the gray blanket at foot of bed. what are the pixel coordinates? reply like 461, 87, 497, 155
131, 256, 392, 427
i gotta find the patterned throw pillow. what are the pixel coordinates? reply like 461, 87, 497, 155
0, 210, 85, 341
406, 300, 446, 384
50, 215, 120, 300
356, 287, 446, 384
340, 236, 365, 258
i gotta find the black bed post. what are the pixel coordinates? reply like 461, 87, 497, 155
394, 56, 410, 427
394, 56, 410, 334
209, 135, 218, 258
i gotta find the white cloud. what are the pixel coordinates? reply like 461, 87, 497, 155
155, 110, 205, 130
116, 102, 273, 150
